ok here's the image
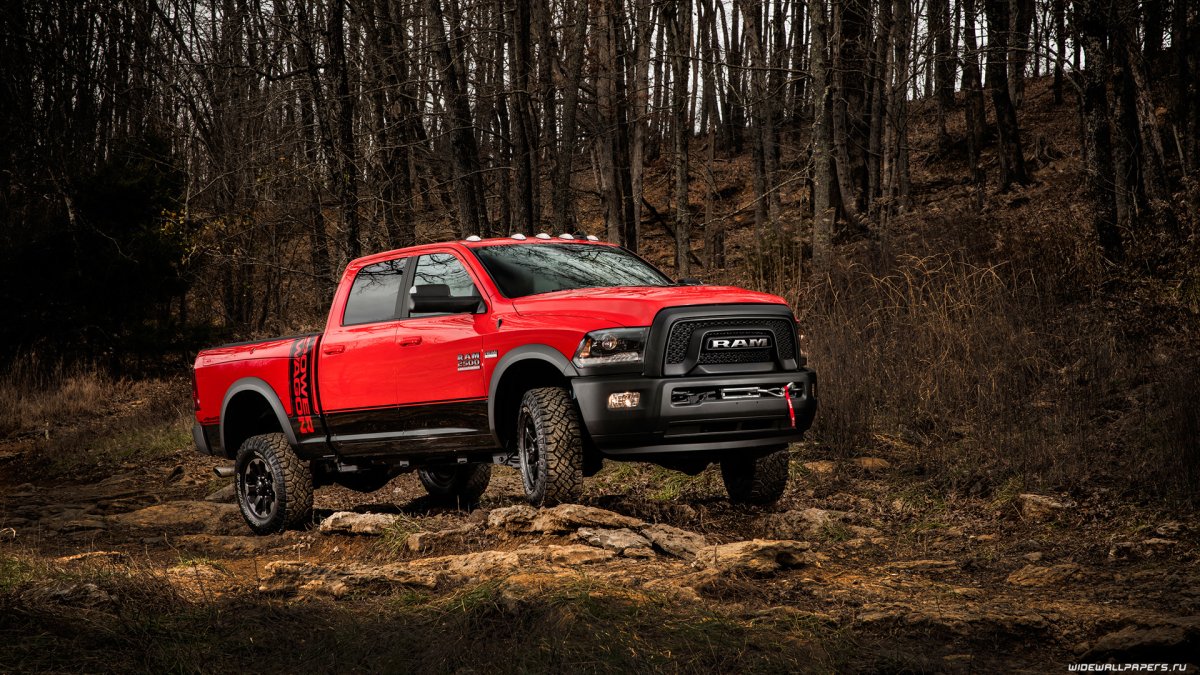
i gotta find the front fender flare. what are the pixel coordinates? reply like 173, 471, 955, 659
487, 345, 578, 445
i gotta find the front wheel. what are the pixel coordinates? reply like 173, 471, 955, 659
418, 464, 491, 506
720, 446, 791, 504
235, 433, 313, 535
516, 387, 583, 505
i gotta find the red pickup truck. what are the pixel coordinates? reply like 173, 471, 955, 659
193, 236, 817, 533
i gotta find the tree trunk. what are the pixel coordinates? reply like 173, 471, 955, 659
809, 0, 835, 272
983, 0, 1031, 190
1052, 0, 1065, 104
931, 0, 953, 150
427, 0, 491, 236
1008, 0, 1034, 106
963, 0, 988, 207
552, 0, 589, 230
1073, 0, 1121, 258
328, 0, 361, 260
509, 0, 538, 234
668, 0, 692, 276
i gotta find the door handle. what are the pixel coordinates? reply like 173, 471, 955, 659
398, 336, 422, 347
322, 344, 345, 355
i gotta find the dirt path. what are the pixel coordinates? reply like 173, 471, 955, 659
2, 445, 1197, 672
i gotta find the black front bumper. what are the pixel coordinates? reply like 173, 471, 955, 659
571, 368, 817, 457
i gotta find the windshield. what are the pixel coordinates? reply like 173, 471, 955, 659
471, 243, 673, 298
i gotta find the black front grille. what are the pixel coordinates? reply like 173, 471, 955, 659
695, 328, 773, 364
664, 317, 797, 366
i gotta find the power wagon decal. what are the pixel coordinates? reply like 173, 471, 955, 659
288, 335, 322, 439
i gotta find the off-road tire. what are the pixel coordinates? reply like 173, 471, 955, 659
516, 387, 583, 505
418, 464, 492, 506
720, 446, 790, 504
235, 433, 313, 535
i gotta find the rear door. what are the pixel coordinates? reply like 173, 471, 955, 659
317, 256, 408, 452
393, 251, 491, 445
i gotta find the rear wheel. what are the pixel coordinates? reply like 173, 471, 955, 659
720, 446, 791, 504
418, 464, 491, 505
516, 387, 583, 505
235, 433, 313, 534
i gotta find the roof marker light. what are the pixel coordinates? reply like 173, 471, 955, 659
465, 235, 482, 242
586, 235, 600, 241
535, 233, 551, 240
511, 233, 527, 240
558, 233, 575, 240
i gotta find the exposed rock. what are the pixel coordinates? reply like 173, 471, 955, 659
318, 511, 400, 536
761, 508, 852, 540
411, 549, 529, 577
1006, 563, 1082, 586
528, 504, 644, 533
164, 464, 185, 483
696, 539, 812, 574
640, 523, 709, 560
404, 525, 477, 552
261, 560, 440, 598
56, 551, 129, 565
411, 545, 617, 577
204, 483, 237, 503
1141, 538, 1179, 552
1023, 551, 1044, 562
46, 582, 113, 606
803, 460, 837, 475
106, 501, 243, 535
1109, 541, 1139, 560
576, 527, 653, 557
547, 544, 617, 566
176, 534, 277, 553
168, 563, 228, 581
856, 605, 1047, 636
265, 543, 620, 597
883, 559, 959, 573
1084, 625, 1196, 660
486, 505, 538, 532
1155, 521, 1184, 538
851, 457, 891, 472
1017, 493, 1072, 522
487, 504, 643, 534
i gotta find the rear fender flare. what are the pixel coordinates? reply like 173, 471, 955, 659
219, 377, 298, 454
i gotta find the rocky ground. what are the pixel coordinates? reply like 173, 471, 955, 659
2, 436, 1198, 673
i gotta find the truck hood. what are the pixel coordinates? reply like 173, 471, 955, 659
510, 285, 790, 327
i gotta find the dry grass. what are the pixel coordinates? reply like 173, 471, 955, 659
0, 357, 191, 480
0, 357, 127, 437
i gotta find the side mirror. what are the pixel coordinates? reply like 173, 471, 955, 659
410, 284, 484, 314
677, 277, 704, 286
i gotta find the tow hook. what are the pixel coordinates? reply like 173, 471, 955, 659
213, 466, 235, 478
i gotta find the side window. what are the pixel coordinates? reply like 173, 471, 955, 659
342, 258, 407, 326
409, 253, 480, 318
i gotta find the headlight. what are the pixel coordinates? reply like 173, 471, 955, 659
573, 327, 648, 368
